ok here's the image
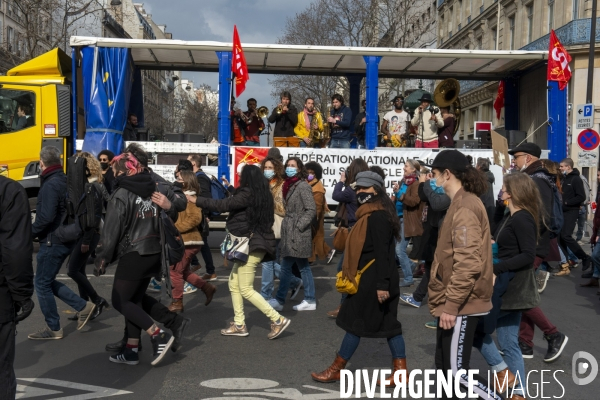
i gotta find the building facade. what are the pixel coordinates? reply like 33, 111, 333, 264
437, 0, 600, 166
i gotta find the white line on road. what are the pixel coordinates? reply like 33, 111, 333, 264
17, 378, 132, 400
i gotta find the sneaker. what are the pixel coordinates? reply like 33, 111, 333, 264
202, 273, 217, 281
543, 332, 568, 362
109, 348, 140, 365
150, 330, 175, 366
148, 278, 161, 293
425, 320, 437, 330
268, 317, 291, 339
183, 282, 198, 294
268, 298, 283, 311
293, 300, 316, 311
326, 249, 336, 265
399, 294, 421, 308
519, 340, 534, 359
171, 316, 191, 352
77, 301, 96, 330
91, 297, 110, 320
221, 322, 249, 337
582, 257, 592, 272
536, 270, 550, 294
290, 281, 303, 300
399, 279, 414, 288
28, 326, 63, 340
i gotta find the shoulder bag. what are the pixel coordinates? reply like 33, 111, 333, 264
336, 259, 375, 295
221, 231, 253, 263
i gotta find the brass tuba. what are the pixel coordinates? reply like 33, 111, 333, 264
256, 106, 269, 118
434, 78, 461, 136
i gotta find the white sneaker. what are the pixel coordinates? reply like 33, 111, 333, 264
268, 298, 283, 311
183, 282, 198, 294
293, 300, 316, 311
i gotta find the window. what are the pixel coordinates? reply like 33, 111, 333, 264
0, 89, 37, 134
527, 4, 533, 43
548, 0, 554, 31
0, 21, 2, 45
573, 0, 581, 19
508, 16, 515, 50
492, 27, 497, 50
7, 26, 14, 52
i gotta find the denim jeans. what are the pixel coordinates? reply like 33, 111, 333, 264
261, 240, 302, 300
275, 256, 316, 304
329, 138, 351, 149
338, 331, 406, 361
495, 311, 526, 396
576, 208, 587, 241
35, 242, 87, 331
591, 242, 600, 279
395, 219, 414, 283
475, 334, 508, 372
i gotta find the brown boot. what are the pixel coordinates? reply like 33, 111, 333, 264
554, 263, 570, 276
327, 305, 341, 319
413, 263, 425, 278
168, 299, 183, 313
201, 283, 217, 306
311, 354, 347, 383
493, 367, 519, 394
580, 277, 599, 287
378, 358, 408, 388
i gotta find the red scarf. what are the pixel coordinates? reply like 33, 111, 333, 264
403, 173, 417, 186
282, 176, 300, 200
303, 107, 316, 132
41, 164, 63, 177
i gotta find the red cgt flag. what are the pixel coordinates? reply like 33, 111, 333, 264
232, 25, 249, 97
493, 80, 504, 120
547, 30, 572, 90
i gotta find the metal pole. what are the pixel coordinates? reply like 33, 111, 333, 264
496, 2, 501, 50
586, 0, 597, 104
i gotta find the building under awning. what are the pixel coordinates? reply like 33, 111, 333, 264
70, 36, 563, 180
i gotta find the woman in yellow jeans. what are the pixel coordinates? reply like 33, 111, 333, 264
186, 165, 290, 339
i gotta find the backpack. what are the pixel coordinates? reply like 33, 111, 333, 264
196, 171, 229, 216
549, 185, 564, 239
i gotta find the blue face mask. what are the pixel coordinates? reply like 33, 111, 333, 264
264, 170, 275, 180
285, 167, 298, 178
429, 177, 445, 194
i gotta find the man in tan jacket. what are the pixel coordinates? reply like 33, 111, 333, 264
411, 93, 444, 148
426, 150, 498, 399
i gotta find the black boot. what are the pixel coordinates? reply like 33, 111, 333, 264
91, 297, 110, 320
171, 315, 191, 352
105, 327, 142, 352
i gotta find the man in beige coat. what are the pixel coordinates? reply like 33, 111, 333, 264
411, 93, 444, 148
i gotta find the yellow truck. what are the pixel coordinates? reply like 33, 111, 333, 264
0, 48, 73, 202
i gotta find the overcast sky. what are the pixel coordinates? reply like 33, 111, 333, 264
142, 0, 314, 110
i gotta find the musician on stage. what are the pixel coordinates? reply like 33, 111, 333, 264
294, 97, 324, 148
237, 98, 265, 146
268, 91, 298, 146
354, 99, 381, 148
410, 93, 444, 148
327, 94, 352, 149
381, 95, 409, 148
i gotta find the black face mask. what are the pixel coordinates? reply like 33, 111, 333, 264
357, 192, 375, 205
100, 162, 109, 171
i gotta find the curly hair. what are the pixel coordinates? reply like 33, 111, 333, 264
239, 165, 274, 233
79, 152, 103, 183
285, 157, 308, 180
260, 156, 285, 181
305, 161, 323, 180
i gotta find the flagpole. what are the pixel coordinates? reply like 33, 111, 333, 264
586, 0, 597, 103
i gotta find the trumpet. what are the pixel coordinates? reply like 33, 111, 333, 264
276, 105, 283, 114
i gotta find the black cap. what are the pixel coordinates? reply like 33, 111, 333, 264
428, 150, 470, 172
508, 142, 541, 158
418, 93, 433, 102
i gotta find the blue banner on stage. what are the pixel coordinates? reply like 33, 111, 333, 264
81, 47, 134, 156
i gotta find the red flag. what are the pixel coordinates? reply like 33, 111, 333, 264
547, 30, 572, 90
493, 80, 505, 120
232, 25, 249, 97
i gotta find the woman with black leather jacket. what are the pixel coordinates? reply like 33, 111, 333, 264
186, 165, 291, 340
94, 153, 176, 367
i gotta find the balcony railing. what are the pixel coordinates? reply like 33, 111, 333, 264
521, 18, 600, 51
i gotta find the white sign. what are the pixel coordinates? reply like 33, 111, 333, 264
577, 150, 599, 167
576, 103, 594, 129
230, 147, 504, 205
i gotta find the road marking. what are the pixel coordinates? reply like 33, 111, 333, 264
17, 378, 132, 399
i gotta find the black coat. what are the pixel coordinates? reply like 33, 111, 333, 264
0, 176, 34, 323
562, 168, 586, 211
268, 105, 298, 138
122, 122, 137, 141
336, 211, 402, 338
195, 187, 276, 259
32, 166, 67, 241
525, 162, 557, 257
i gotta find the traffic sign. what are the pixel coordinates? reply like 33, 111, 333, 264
577, 128, 600, 151
576, 103, 594, 129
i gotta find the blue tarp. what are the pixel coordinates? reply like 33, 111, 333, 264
81, 47, 134, 156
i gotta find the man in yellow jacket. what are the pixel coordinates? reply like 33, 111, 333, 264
294, 98, 324, 148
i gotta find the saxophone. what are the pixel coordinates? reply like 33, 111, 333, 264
308, 112, 321, 144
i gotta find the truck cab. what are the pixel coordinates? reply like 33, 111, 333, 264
0, 48, 72, 201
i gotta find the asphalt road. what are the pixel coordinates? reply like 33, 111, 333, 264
13, 232, 600, 400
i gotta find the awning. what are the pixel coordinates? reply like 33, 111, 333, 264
70, 36, 547, 80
